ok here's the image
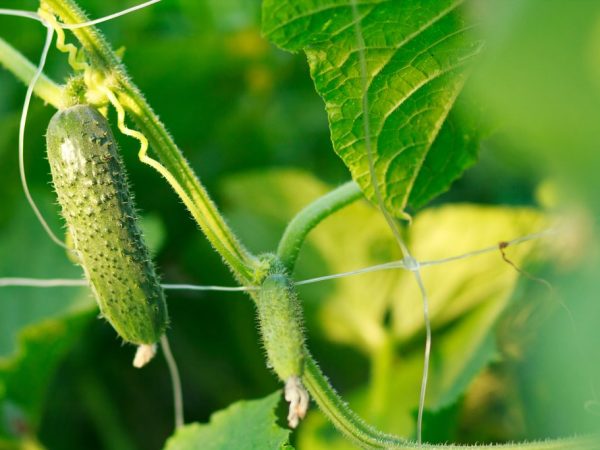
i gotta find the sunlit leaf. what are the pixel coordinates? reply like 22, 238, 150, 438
262, 0, 484, 215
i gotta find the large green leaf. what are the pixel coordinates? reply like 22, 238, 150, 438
164, 392, 292, 450
390, 204, 547, 341
262, 0, 484, 215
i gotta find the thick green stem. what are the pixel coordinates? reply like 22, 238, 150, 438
0, 37, 63, 108
303, 353, 409, 449
277, 181, 363, 272
40, 0, 257, 284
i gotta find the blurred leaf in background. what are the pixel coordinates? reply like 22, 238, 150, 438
0, 199, 93, 447
471, 0, 600, 439
222, 169, 554, 447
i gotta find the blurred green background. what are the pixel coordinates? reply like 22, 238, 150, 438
0, 0, 599, 449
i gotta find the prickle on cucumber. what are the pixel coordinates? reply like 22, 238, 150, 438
46, 104, 168, 357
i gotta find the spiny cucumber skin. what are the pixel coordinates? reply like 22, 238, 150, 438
46, 105, 168, 345
257, 273, 305, 381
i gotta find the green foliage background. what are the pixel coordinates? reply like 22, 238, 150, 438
0, 0, 599, 449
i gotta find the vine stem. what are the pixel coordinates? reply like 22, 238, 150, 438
40, 0, 258, 284
277, 181, 363, 271
302, 353, 409, 449
0, 36, 63, 108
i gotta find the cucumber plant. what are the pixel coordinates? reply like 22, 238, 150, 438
0, 0, 598, 449
46, 104, 168, 362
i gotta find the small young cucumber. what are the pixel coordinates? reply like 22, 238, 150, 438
46, 104, 168, 346
256, 273, 304, 382
257, 270, 309, 427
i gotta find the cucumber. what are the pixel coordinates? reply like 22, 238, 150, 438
256, 273, 304, 381
46, 104, 168, 345
256, 270, 308, 427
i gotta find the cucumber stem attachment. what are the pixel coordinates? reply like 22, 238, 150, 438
40, 0, 259, 284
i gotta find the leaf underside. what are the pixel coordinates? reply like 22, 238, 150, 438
262, 0, 484, 215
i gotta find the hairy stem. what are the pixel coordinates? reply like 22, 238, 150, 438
40, 0, 257, 283
277, 181, 363, 272
302, 353, 409, 449
0, 37, 63, 108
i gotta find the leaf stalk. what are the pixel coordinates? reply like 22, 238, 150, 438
277, 181, 363, 272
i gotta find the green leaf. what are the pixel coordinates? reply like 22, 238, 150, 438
262, 0, 484, 215
0, 312, 92, 443
164, 392, 292, 450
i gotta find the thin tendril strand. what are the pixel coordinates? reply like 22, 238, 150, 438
61, 0, 161, 29
0, 9, 43, 21
162, 283, 257, 292
0, 278, 87, 288
294, 260, 408, 286
160, 334, 185, 430
0, 278, 257, 291
0, 0, 161, 27
420, 228, 557, 268
349, 2, 431, 442
38, 9, 87, 72
18, 24, 68, 250
0, 225, 554, 291
99, 85, 200, 230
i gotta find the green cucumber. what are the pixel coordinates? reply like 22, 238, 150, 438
256, 272, 304, 381
46, 104, 168, 345
256, 268, 309, 427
